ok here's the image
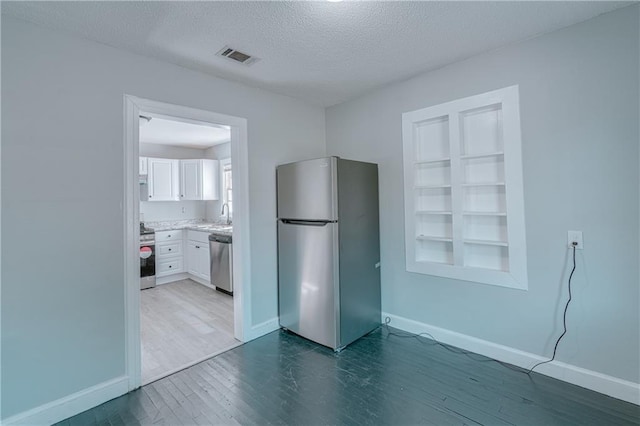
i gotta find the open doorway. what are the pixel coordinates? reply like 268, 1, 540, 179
138, 113, 238, 384
124, 96, 251, 391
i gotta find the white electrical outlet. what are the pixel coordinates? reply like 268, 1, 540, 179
567, 230, 583, 249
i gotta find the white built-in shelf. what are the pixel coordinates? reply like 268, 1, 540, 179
463, 211, 507, 216
416, 210, 453, 215
415, 158, 451, 165
403, 85, 527, 290
463, 239, 508, 247
462, 182, 505, 187
460, 151, 504, 160
417, 235, 453, 242
415, 184, 452, 189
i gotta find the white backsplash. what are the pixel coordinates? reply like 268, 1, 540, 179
140, 200, 206, 222
205, 200, 224, 222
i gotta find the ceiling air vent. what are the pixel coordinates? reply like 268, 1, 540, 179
216, 46, 260, 66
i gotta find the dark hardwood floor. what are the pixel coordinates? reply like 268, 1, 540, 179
57, 327, 639, 425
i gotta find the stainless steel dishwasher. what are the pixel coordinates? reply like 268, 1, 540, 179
209, 233, 233, 295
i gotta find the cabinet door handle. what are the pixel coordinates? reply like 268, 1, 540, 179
196, 245, 200, 249
168, 235, 171, 238
168, 248, 172, 251
169, 265, 172, 268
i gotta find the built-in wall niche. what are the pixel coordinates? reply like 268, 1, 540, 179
415, 116, 450, 161
416, 239, 454, 265
460, 104, 503, 156
462, 156, 505, 184
463, 215, 508, 245
402, 85, 527, 289
463, 186, 506, 214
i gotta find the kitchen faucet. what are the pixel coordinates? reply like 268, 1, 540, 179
221, 203, 231, 225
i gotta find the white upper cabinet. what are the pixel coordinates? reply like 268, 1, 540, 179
402, 85, 527, 290
147, 158, 180, 201
180, 160, 202, 200
144, 157, 219, 202
180, 159, 219, 201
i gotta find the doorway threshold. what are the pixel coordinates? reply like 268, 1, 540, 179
142, 341, 243, 386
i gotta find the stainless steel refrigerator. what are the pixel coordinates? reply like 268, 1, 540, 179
277, 156, 381, 350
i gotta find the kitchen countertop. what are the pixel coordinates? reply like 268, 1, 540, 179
144, 220, 232, 236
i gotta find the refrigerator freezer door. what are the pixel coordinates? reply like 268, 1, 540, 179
276, 157, 338, 221
278, 220, 339, 349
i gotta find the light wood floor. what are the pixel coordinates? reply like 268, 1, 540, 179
141, 279, 240, 385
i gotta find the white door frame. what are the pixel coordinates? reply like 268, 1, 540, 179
123, 95, 251, 391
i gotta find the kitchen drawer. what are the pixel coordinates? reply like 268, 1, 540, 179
156, 230, 183, 242
156, 241, 182, 257
157, 258, 184, 276
187, 230, 210, 243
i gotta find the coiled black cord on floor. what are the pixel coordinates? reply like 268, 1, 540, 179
381, 317, 530, 373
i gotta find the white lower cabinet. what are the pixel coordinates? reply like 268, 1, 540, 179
154, 229, 211, 285
157, 257, 184, 276
186, 231, 210, 283
155, 230, 184, 277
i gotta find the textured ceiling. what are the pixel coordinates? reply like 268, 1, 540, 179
2, 1, 632, 106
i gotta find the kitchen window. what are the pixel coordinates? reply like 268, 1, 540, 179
221, 158, 233, 217
402, 85, 527, 289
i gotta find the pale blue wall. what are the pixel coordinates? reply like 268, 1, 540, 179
1, 17, 325, 419
326, 5, 639, 383
2, 4, 638, 421
205, 142, 231, 160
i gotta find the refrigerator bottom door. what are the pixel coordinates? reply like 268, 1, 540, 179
278, 220, 338, 349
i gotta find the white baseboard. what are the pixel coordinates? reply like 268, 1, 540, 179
2, 376, 129, 426
245, 317, 280, 341
188, 275, 217, 290
382, 312, 640, 405
156, 274, 218, 292
155, 272, 189, 285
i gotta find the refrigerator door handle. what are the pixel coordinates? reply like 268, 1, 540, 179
280, 219, 333, 226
